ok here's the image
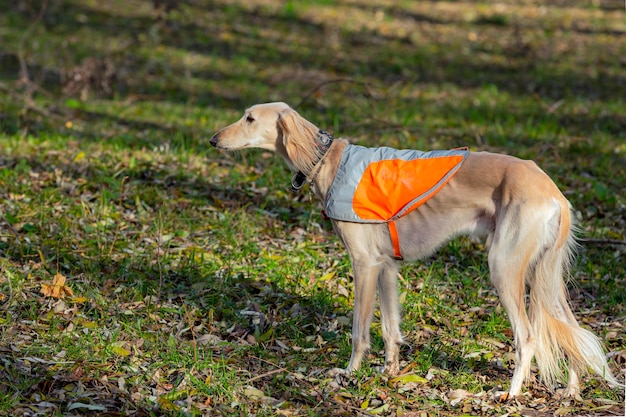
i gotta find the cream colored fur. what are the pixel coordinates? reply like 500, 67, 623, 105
209, 102, 621, 398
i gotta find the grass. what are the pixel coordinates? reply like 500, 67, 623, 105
1, 0, 625, 415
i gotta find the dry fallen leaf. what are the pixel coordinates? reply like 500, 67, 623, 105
110, 341, 131, 357
41, 273, 75, 299
448, 388, 471, 406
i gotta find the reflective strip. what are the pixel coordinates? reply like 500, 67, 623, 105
324, 145, 470, 223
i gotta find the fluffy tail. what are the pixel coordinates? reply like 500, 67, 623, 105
528, 206, 621, 389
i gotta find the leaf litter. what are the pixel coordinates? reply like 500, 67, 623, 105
1, 0, 626, 415
1, 151, 624, 417
1, 145, 624, 416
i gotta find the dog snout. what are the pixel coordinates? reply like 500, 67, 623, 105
209, 134, 219, 147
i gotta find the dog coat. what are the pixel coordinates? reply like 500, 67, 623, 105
324, 144, 470, 259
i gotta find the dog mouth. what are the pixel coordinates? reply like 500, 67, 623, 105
209, 137, 251, 151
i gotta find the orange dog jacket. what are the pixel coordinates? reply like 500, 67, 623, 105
324, 145, 470, 259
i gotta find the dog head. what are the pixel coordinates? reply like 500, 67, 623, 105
209, 102, 292, 152
210, 102, 322, 174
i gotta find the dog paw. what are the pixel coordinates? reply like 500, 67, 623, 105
326, 367, 353, 388
327, 367, 348, 378
555, 387, 582, 401
383, 363, 400, 376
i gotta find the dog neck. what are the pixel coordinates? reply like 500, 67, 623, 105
305, 138, 349, 202
290, 130, 335, 192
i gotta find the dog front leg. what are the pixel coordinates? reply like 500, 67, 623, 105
346, 260, 380, 373
378, 260, 403, 375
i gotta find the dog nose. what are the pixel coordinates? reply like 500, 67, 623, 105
209, 134, 219, 147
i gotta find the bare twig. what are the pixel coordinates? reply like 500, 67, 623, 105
0, 81, 63, 121
0, 0, 60, 125
155, 212, 165, 302
245, 367, 287, 383
0, 264, 13, 309
17, 0, 50, 97
181, 297, 198, 364
1, 215, 22, 244
579, 238, 626, 247
109, 176, 128, 256
295, 78, 376, 108
245, 355, 370, 413
245, 355, 291, 384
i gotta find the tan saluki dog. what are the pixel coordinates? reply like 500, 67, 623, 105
210, 102, 620, 398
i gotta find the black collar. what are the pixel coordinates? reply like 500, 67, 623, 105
291, 130, 334, 192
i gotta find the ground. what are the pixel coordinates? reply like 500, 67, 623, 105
0, 0, 625, 415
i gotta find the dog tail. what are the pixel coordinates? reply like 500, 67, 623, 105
528, 200, 621, 389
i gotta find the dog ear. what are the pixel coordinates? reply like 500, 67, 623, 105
279, 108, 319, 145
277, 108, 302, 160
277, 108, 319, 172
275, 108, 299, 169
277, 108, 298, 146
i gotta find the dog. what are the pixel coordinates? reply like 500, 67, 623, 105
209, 102, 620, 398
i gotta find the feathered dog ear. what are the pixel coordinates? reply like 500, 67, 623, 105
278, 108, 304, 146
277, 108, 321, 173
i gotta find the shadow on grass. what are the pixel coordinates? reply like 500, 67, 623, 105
1, 2, 625, 413
2, 0, 625, 144
1, 227, 347, 413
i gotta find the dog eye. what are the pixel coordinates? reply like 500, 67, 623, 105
246, 115, 255, 123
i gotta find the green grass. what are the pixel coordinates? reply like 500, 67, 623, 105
1, 0, 625, 415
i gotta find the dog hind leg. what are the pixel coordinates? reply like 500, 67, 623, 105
489, 258, 535, 397
488, 211, 539, 397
